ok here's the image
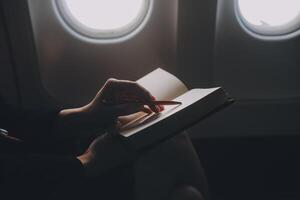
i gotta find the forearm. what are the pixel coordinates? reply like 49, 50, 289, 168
53, 104, 113, 139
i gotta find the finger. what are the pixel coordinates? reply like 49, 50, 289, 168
147, 95, 160, 113
151, 95, 164, 112
112, 103, 145, 116
147, 103, 160, 113
141, 106, 153, 114
149, 95, 159, 112
142, 95, 159, 113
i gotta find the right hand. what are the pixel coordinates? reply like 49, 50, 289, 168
57, 78, 163, 139
80, 78, 164, 130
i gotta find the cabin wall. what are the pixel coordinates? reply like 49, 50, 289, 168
177, 0, 218, 88
0, 1, 49, 108
0, 3, 19, 105
177, 2, 300, 199
214, 0, 300, 100
178, 0, 300, 138
27, 0, 179, 107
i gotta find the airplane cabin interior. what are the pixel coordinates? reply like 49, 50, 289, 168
0, 0, 299, 200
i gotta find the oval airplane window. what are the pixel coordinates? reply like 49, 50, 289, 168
55, 0, 151, 39
236, 0, 300, 38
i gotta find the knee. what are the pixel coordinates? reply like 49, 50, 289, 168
169, 185, 205, 200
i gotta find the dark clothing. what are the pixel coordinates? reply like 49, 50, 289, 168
0, 97, 134, 200
0, 97, 84, 199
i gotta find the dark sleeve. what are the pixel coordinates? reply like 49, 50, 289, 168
0, 97, 60, 141
0, 154, 84, 199
0, 133, 84, 199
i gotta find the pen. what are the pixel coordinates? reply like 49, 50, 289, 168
121, 100, 182, 105
149, 101, 182, 105
102, 100, 182, 105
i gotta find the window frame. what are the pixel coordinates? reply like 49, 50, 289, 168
235, 0, 300, 40
54, 0, 152, 40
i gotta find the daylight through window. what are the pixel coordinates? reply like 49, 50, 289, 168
237, 0, 300, 37
56, 0, 151, 39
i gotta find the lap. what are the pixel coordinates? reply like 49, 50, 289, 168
134, 133, 208, 200
51, 163, 135, 200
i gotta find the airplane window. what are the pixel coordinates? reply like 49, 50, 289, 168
236, 0, 300, 38
55, 0, 151, 40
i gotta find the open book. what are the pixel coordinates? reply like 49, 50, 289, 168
119, 68, 232, 150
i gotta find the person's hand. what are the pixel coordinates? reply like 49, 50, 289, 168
80, 78, 164, 130
88, 78, 162, 116
56, 78, 163, 138
77, 133, 134, 177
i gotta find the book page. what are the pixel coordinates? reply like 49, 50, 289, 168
137, 68, 188, 100
120, 88, 221, 137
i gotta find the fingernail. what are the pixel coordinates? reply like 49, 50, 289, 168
155, 105, 160, 112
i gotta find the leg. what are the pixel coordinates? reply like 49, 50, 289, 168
134, 132, 209, 200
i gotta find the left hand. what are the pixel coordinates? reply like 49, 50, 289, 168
77, 133, 135, 177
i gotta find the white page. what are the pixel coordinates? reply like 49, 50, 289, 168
137, 68, 188, 100
120, 88, 220, 137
